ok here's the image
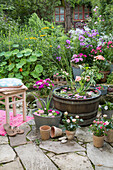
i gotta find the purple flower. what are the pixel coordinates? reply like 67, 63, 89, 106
66, 45, 71, 49
57, 45, 60, 49
80, 42, 85, 46
79, 35, 85, 41
66, 40, 70, 44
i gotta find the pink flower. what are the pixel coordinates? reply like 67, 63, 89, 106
48, 109, 52, 112
95, 55, 105, 60
100, 126, 102, 129
107, 46, 109, 48
56, 73, 59, 75
108, 41, 112, 45
67, 119, 70, 123
97, 121, 100, 124
75, 76, 81, 82
54, 75, 56, 77
38, 110, 44, 114
93, 120, 96, 123
100, 121, 103, 124
55, 111, 59, 114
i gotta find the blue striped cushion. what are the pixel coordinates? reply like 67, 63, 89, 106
0, 78, 23, 88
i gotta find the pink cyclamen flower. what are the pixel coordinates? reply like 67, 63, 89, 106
75, 76, 81, 82
100, 126, 102, 129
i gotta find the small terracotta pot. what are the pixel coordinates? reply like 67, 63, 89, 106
105, 129, 113, 143
40, 125, 51, 140
99, 70, 110, 83
93, 135, 104, 148
66, 130, 75, 140
50, 126, 63, 138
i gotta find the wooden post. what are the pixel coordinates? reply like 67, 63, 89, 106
12, 96, 16, 117
5, 96, 10, 124
22, 91, 26, 121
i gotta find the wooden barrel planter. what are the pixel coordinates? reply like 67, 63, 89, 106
53, 87, 101, 126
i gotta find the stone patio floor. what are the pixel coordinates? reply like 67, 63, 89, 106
0, 107, 113, 170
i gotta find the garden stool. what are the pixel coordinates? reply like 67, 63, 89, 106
0, 78, 28, 125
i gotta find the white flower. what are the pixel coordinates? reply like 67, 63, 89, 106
64, 111, 68, 116
72, 119, 76, 122
103, 114, 107, 118
48, 113, 53, 116
66, 119, 70, 123
76, 115, 79, 119
104, 106, 108, 110
105, 121, 109, 125
99, 105, 101, 108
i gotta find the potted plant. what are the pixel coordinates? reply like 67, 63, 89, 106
102, 115, 113, 143
71, 53, 86, 79
32, 95, 62, 129
89, 118, 106, 148
53, 69, 68, 85
53, 69, 101, 126
101, 102, 113, 119
96, 85, 108, 95
33, 78, 54, 108
93, 55, 110, 83
62, 111, 83, 140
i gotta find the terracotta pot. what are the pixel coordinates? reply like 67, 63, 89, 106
50, 126, 63, 138
105, 129, 113, 143
66, 130, 75, 140
93, 134, 104, 148
40, 125, 51, 140
99, 70, 110, 83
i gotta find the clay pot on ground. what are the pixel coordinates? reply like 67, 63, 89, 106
39, 125, 51, 140
66, 130, 76, 140
93, 135, 104, 148
50, 126, 63, 138
105, 129, 113, 143
99, 70, 110, 83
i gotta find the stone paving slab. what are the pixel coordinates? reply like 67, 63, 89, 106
95, 166, 113, 170
87, 142, 113, 168
75, 127, 93, 142
51, 153, 93, 170
14, 143, 58, 170
0, 157, 23, 170
26, 127, 40, 141
0, 136, 8, 145
0, 144, 16, 164
39, 140, 85, 154
9, 123, 31, 147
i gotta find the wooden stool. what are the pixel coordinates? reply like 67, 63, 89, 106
0, 85, 28, 125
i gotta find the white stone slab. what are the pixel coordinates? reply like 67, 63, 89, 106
75, 127, 93, 142
87, 142, 113, 168
14, 143, 57, 170
0, 157, 23, 170
0, 144, 16, 163
0, 136, 8, 145
51, 153, 93, 170
95, 166, 113, 170
39, 140, 85, 154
